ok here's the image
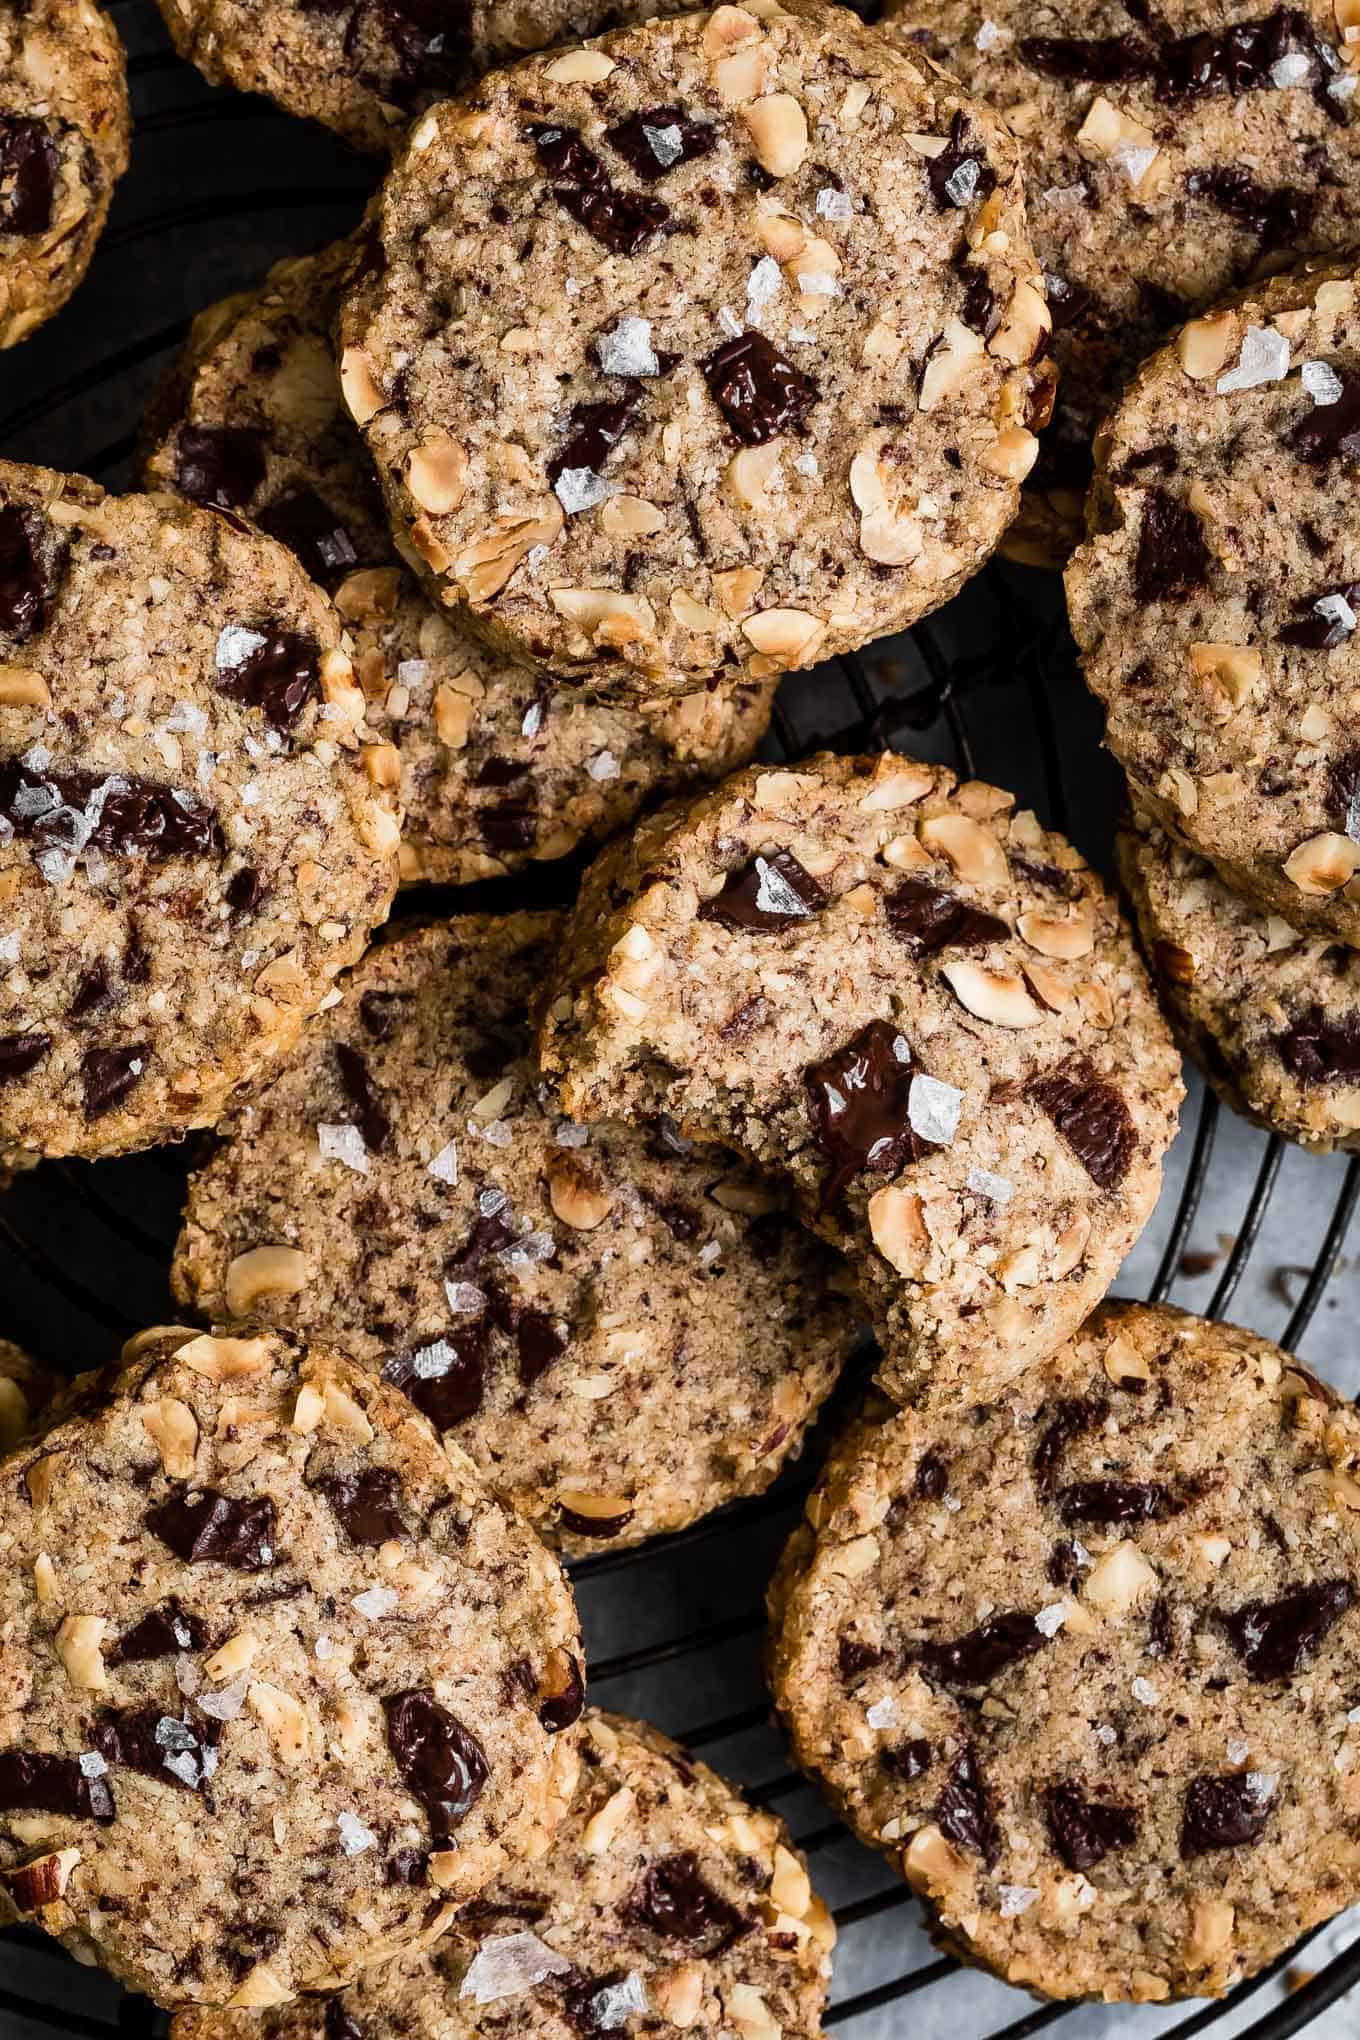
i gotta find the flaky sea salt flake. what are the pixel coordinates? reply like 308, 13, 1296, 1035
1131, 1676, 1158, 1706
215, 624, 267, 672
944, 158, 981, 205
318, 1122, 370, 1175
352, 1585, 399, 1620
555, 467, 612, 515
586, 750, 621, 781
815, 185, 853, 219
1034, 1603, 1067, 1638
1216, 324, 1291, 394
909, 1073, 962, 1145
428, 1138, 459, 1185
747, 256, 783, 311
589, 1972, 649, 2029
866, 1696, 899, 1730
966, 1165, 1013, 1204
999, 1884, 1038, 1916
444, 1281, 487, 1317
1270, 49, 1312, 85
596, 316, 660, 377
459, 1931, 572, 2005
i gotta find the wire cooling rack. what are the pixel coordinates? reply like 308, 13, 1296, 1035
6, 6, 1360, 2035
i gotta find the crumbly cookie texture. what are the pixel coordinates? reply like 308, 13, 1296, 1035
0, 1324, 583, 2009
769, 1300, 1360, 2002
537, 751, 1182, 1408
0, 1339, 52, 1452
0, 459, 399, 1162
171, 1708, 835, 2039
1119, 810, 1360, 1151
1067, 257, 1360, 941
884, 0, 1360, 568
337, 0, 1051, 700
0, 0, 130, 349
143, 241, 776, 888
154, 0, 695, 155
172, 912, 855, 1555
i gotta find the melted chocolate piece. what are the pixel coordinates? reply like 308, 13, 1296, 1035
0, 758, 222, 865
1276, 1008, 1360, 1085
109, 1600, 208, 1665
1181, 1773, 1273, 1855
1048, 1538, 1084, 1589
89, 1707, 207, 1793
334, 1042, 392, 1154
1045, 1782, 1138, 1871
324, 2001, 365, 2040
1221, 1579, 1352, 1678
1028, 1064, 1135, 1190
367, 0, 473, 106
70, 962, 111, 1022
448, 1210, 516, 1272
630, 1851, 750, 1950
915, 1450, 949, 1501
886, 877, 1008, 956
884, 1737, 932, 1780
0, 504, 58, 643
480, 800, 538, 854
1033, 1394, 1110, 1495
172, 425, 267, 512
1056, 1479, 1190, 1526
606, 106, 718, 181
1134, 488, 1211, 602
146, 1489, 278, 1569
537, 1652, 585, 1733
913, 1609, 1048, 1688
516, 1307, 566, 1387
1019, 32, 1155, 80
384, 1688, 489, 1841
1290, 371, 1360, 467
0, 1032, 52, 1083
526, 124, 671, 255
1159, 7, 1325, 101
256, 489, 360, 588
1186, 164, 1314, 251
701, 331, 819, 446
1043, 272, 1094, 334
81, 1044, 150, 1121
317, 1467, 406, 1547
1149, 1593, 1175, 1658
548, 391, 641, 486
1280, 582, 1360, 648
0, 117, 60, 234
215, 626, 320, 731
698, 849, 828, 931
383, 1326, 488, 1431
226, 866, 263, 917
805, 1019, 922, 1206
961, 272, 1000, 339
0, 1748, 114, 1825
935, 1745, 998, 1863
838, 1636, 886, 1682
925, 110, 996, 211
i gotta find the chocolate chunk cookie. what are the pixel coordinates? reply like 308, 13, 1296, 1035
1067, 257, 1360, 942
337, 0, 1051, 700
154, 0, 694, 155
0, 460, 399, 1162
172, 912, 855, 1554
0, 1339, 52, 1452
172, 1708, 834, 2039
0, 1324, 582, 2008
885, 0, 1360, 566
1119, 809, 1360, 1150
537, 752, 1182, 1408
0, 0, 129, 349
769, 1300, 1360, 2001
143, 241, 777, 887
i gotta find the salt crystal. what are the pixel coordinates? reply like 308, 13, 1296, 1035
176, 1654, 201, 1696
794, 452, 819, 477
718, 305, 743, 338
197, 750, 217, 785
240, 781, 260, 807
444, 1280, 487, 1317
1330, 69, 1358, 100
521, 699, 545, 738
944, 1494, 962, 1513
459, 1931, 572, 2004
352, 1585, 399, 1620
0, 932, 19, 963
747, 256, 784, 311
1246, 1770, 1277, 1800
163, 1750, 201, 1789
1315, 592, 1357, 642
1270, 49, 1312, 85
397, 659, 429, 688
815, 185, 854, 219
1216, 324, 1291, 394
197, 1680, 248, 1721
315, 1635, 334, 1661
20, 744, 50, 770
413, 1340, 458, 1380
1110, 141, 1158, 187
944, 158, 981, 206
799, 271, 840, 298
999, 1884, 1038, 1917
216, 624, 267, 671
1131, 1676, 1158, 1706
555, 467, 612, 515
966, 1165, 1013, 1204
427, 1138, 459, 1184
478, 1118, 513, 1148
480, 1187, 507, 1216
164, 701, 208, 736
1095, 1723, 1117, 1745
338, 1811, 378, 1856
908, 1072, 962, 1145
587, 1972, 648, 2028
526, 545, 551, 571
699, 1240, 722, 1265
1227, 1735, 1251, 1763
975, 15, 1002, 47
753, 854, 817, 921
1302, 359, 1344, 406
596, 316, 660, 377
501, 1229, 555, 1265
555, 1121, 589, 1147
1034, 1603, 1067, 1638
892, 1033, 911, 1064
788, 325, 816, 343
1349, 1706, 1360, 1726
866, 1695, 899, 1730
318, 1122, 370, 1175
586, 750, 621, 781
78, 1752, 108, 1778
642, 121, 684, 168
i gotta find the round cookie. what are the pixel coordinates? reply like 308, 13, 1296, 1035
0, 0, 129, 350
0, 459, 399, 1162
1119, 809, 1360, 1151
769, 1300, 1360, 2002
1066, 256, 1360, 943
0, 1338, 53, 1452
337, 0, 1052, 700
884, 0, 1360, 567
537, 751, 1182, 1408
171, 1709, 834, 2040
0, 1324, 583, 2008
172, 912, 856, 1555
143, 242, 777, 888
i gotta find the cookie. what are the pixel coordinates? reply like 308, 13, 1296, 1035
172, 912, 855, 1555
336, 0, 1052, 701
0, 459, 399, 1162
171, 1708, 834, 2039
143, 242, 777, 888
1118, 808, 1360, 1150
769, 1300, 1360, 2002
0, 1323, 583, 2008
0, 0, 130, 349
154, 0, 694, 156
537, 752, 1182, 1408
0, 1339, 52, 1452
1066, 257, 1360, 942
884, 0, 1360, 567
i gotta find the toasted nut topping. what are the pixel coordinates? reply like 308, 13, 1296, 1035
942, 960, 1046, 1026
0, 665, 50, 708
226, 1962, 292, 2011
653, 1963, 706, 2027
919, 317, 986, 411
989, 281, 1051, 368
1, 1848, 81, 1914
1053, 1210, 1092, 1278
783, 232, 840, 319
224, 1245, 308, 1319
362, 740, 402, 793
32, 1553, 57, 1604
339, 347, 385, 426
599, 494, 665, 537
1154, 939, 1197, 985
323, 1380, 375, 1445
903, 1823, 970, 1894
1023, 960, 1074, 1012
725, 441, 782, 511
547, 1153, 614, 1229
742, 91, 807, 173
1190, 641, 1260, 717
1284, 831, 1360, 895
457, 501, 564, 602
409, 515, 452, 574
756, 211, 806, 262
1103, 1332, 1151, 1388
704, 3, 761, 53
742, 607, 824, 663
544, 46, 616, 80
1177, 313, 1235, 380
406, 436, 468, 516
1017, 906, 1094, 959
206, 1630, 260, 1681
919, 811, 1008, 886
1337, 0, 1360, 59
980, 425, 1040, 481
551, 587, 657, 648
142, 1396, 199, 1480
1185, 1898, 1235, 1969
1076, 95, 1161, 189
558, 1486, 633, 1520
709, 1173, 780, 1215
0, 1378, 31, 1452
582, 1784, 636, 1854
56, 1614, 108, 1693
868, 1184, 928, 1275
713, 565, 764, 616
25, 1454, 60, 1511
828, 1532, 878, 1579
713, 42, 768, 101
1083, 1539, 1156, 1615
770, 1842, 811, 1917
177, 1333, 272, 1381
249, 1681, 313, 1764
671, 588, 725, 633
861, 318, 903, 366
726, 1985, 780, 2039
881, 831, 933, 869
849, 433, 923, 566
432, 683, 475, 750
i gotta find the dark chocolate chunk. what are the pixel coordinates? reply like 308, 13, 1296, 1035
0, 758, 222, 866
0, 116, 59, 235
925, 110, 996, 212
1276, 1008, 1360, 1085
324, 2000, 365, 2040
81, 1044, 150, 1121
89, 1708, 207, 1793
629, 1851, 750, 1950
1056, 1479, 1191, 1527
146, 1489, 278, 1570
215, 625, 320, 732
1290, 372, 1360, 467
935, 1745, 998, 1862
526, 124, 671, 255
109, 1600, 208, 1665
606, 106, 718, 181
701, 331, 819, 447
915, 1450, 949, 1501
698, 849, 828, 932
1042, 272, 1094, 334
256, 489, 360, 589
1159, 7, 1325, 101
172, 425, 267, 512
838, 1636, 886, 1682
1134, 488, 1211, 602
334, 1041, 392, 1154
883, 1737, 932, 1780
1280, 582, 1360, 649
1048, 1538, 1084, 1589
1186, 164, 1314, 252
1181, 1772, 1273, 1855
0, 1748, 114, 1825
480, 801, 538, 854
1149, 1593, 1175, 1658
383, 1326, 488, 1431
1045, 1782, 1138, 1871
0, 1031, 52, 1084
0, 504, 63, 643
448, 1210, 516, 1272
548, 391, 641, 487
1033, 1394, 1110, 1495
317, 1467, 406, 1548
384, 1688, 489, 1841
805, 1018, 924, 1206
1222, 1579, 1352, 1679
69, 962, 111, 1022
913, 1609, 1048, 1688
1019, 32, 1156, 81
1028, 1063, 1135, 1190
366, 0, 473, 105
516, 1307, 566, 1387
961, 272, 1000, 339
537, 1652, 585, 1733
886, 877, 1008, 956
